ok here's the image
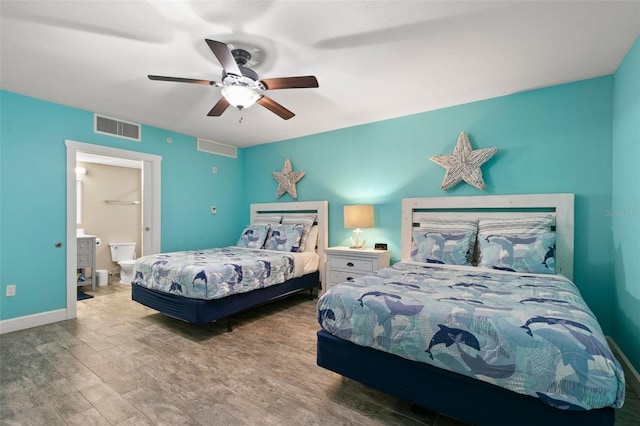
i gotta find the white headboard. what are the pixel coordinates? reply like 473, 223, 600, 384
250, 200, 329, 285
401, 194, 575, 279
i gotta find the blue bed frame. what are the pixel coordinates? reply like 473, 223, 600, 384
316, 329, 615, 426
132, 271, 318, 328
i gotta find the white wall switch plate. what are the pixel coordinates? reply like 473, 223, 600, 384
210, 206, 217, 215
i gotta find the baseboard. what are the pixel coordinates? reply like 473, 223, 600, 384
607, 336, 640, 398
0, 309, 68, 335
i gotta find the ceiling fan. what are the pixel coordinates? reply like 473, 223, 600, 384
148, 39, 319, 120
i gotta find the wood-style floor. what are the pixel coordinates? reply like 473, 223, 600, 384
1, 279, 639, 425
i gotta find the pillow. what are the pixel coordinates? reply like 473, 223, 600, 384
282, 214, 316, 252
236, 224, 271, 249
411, 230, 473, 265
252, 214, 282, 225
252, 214, 282, 248
477, 216, 553, 266
417, 219, 478, 262
478, 232, 556, 274
265, 223, 305, 252
477, 216, 552, 235
304, 225, 319, 252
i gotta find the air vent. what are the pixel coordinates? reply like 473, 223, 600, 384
94, 114, 141, 141
197, 138, 237, 158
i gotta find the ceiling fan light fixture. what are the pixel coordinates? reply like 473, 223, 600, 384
221, 85, 261, 110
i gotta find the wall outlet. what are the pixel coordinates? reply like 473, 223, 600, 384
210, 206, 217, 215
6, 284, 16, 297
212, 166, 217, 174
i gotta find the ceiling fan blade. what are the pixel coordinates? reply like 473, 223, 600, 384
260, 76, 319, 90
205, 39, 242, 76
148, 75, 219, 86
256, 96, 295, 120
207, 97, 230, 116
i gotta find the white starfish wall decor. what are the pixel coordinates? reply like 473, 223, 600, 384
272, 158, 305, 199
430, 132, 498, 191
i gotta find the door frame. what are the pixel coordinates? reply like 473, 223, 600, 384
65, 140, 161, 319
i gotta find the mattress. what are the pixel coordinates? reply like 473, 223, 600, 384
133, 247, 317, 300
317, 262, 625, 411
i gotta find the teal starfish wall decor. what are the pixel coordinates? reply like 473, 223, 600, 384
430, 132, 498, 191
272, 158, 305, 199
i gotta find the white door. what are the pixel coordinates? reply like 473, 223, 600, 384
141, 159, 161, 256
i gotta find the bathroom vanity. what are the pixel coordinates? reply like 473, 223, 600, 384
77, 236, 96, 291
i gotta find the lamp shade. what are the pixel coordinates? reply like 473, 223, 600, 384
344, 205, 374, 229
221, 85, 261, 109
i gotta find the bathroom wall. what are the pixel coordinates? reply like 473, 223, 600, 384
77, 161, 142, 272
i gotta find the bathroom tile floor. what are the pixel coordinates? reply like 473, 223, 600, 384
1, 282, 639, 425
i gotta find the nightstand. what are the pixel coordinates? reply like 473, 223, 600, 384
77, 236, 96, 291
324, 246, 391, 293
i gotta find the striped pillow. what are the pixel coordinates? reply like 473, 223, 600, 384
304, 225, 319, 252
478, 216, 552, 235
252, 214, 282, 225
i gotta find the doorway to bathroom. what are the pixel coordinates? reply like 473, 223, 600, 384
65, 140, 162, 319
77, 152, 141, 281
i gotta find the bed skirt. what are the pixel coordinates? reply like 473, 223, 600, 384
316, 329, 615, 426
131, 271, 319, 324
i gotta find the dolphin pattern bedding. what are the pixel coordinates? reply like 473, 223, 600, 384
133, 247, 304, 300
317, 262, 625, 411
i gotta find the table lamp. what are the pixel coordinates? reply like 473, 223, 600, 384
344, 204, 374, 249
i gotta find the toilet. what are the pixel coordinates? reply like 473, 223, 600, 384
109, 242, 136, 285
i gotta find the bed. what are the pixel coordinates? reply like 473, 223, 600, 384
316, 194, 625, 426
132, 200, 328, 328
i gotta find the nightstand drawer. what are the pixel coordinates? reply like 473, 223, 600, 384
328, 256, 374, 273
329, 270, 367, 284
77, 254, 90, 268
323, 247, 391, 296
77, 240, 91, 254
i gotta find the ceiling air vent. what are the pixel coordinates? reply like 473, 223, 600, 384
94, 114, 141, 141
197, 138, 237, 158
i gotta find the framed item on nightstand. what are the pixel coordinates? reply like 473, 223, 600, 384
374, 243, 388, 250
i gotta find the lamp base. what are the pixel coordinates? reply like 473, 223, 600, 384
350, 235, 366, 249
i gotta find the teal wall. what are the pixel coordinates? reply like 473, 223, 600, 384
612, 36, 640, 370
0, 91, 244, 320
244, 77, 616, 332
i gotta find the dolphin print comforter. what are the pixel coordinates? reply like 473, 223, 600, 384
317, 262, 625, 411
132, 247, 296, 300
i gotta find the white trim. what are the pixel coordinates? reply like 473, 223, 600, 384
250, 200, 328, 287
0, 309, 67, 334
401, 194, 574, 279
65, 140, 162, 321
607, 337, 640, 398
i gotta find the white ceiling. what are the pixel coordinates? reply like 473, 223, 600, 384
2, 1, 639, 148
